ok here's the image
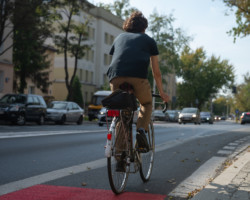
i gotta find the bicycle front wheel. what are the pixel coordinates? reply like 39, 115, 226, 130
139, 120, 155, 182
107, 120, 129, 194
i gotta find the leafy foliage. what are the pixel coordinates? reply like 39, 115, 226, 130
13, 0, 53, 93
52, 0, 92, 101
176, 47, 235, 109
223, 0, 250, 40
97, 0, 137, 19
147, 12, 191, 88
69, 76, 84, 108
0, 0, 14, 56
234, 73, 250, 111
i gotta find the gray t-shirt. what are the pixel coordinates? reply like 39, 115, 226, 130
107, 32, 159, 81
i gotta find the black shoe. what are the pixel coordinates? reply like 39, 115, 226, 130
136, 128, 149, 152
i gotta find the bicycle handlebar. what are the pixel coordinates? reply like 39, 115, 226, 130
152, 93, 168, 113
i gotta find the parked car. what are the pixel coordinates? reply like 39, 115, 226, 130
220, 116, 226, 120
88, 90, 112, 121
46, 101, 84, 125
0, 94, 47, 125
240, 112, 250, 124
200, 112, 214, 124
152, 110, 168, 121
178, 107, 201, 124
97, 107, 139, 126
166, 110, 180, 122
214, 115, 221, 121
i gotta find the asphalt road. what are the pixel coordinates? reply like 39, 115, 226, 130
0, 120, 250, 199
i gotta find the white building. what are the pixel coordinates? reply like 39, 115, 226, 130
50, 4, 124, 105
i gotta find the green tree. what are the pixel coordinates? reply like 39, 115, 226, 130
147, 12, 191, 88
176, 47, 235, 109
52, 0, 92, 101
234, 73, 250, 111
0, 0, 14, 56
223, 0, 250, 40
97, 0, 137, 19
213, 96, 227, 115
70, 76, 83, 107
13, 0, 53, 93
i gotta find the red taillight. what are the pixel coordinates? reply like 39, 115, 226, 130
107, 110, 120, 117
107, 133, 112, 140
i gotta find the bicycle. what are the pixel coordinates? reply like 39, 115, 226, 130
103, 85, 167, 194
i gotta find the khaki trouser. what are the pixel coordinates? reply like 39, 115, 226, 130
110, 77, 152, 132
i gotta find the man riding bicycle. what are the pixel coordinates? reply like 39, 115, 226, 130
107, 11, 169, 155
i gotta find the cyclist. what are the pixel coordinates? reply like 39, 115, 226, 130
107, 11, 169, 155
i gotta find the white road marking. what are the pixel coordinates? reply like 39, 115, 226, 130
0, 125, 249, 196
0, 130, 106, 139
223, 146, 236, 150
0, 158, 107, 195
217, 150, 232, 155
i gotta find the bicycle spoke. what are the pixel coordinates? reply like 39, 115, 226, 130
139, 121, 155, 182
107, 118, 129, 194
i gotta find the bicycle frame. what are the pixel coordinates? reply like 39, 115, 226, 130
105, 91, 164, 194
105, 109, 141, 173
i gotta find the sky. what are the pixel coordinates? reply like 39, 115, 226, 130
90, 0, 250, 84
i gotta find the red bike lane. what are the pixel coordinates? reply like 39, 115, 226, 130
0, 185, 166, 200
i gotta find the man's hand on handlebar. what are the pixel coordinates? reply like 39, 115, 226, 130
159, 92, 169, 103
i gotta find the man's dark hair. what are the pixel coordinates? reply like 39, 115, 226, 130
123, 11, 148, 33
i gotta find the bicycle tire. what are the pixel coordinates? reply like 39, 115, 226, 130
107, 119, 129, 194
139, 120, 155, 182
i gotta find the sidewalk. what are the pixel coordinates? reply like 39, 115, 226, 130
192, 146, 250, 200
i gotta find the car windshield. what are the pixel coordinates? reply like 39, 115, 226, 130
0, 95, 26, 104
154, 110, 164, 115
48, 102, 67, 109
182, 108, 197, 113
167, 110, 176, 114
92, 96, 106, 105
201, 112, 210, 116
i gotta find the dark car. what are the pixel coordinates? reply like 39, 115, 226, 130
240, 112, 250, 124
179, 107, 201, 124
0, 94, 47, 125
200, 112, 214, 124
166, 110, 180, 122
152, 110, 168, 121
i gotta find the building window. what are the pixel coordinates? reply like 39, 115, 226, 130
104, 32, 114, 45
91, 72, 93, 83
88, 26, 95, 40
110, 35, 114, 44
105, 32, 108, 44
28, 86, 35, 94
0, 71, 4, 92
85, 70, 88, 82
84, 49, 94, 63
85, 92, 88, 103
104, 53, 112, 66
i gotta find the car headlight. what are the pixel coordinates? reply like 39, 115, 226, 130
100, 111, 105, 115
9, 106, 20, 111
192, 114, 196, 118
179, 114, 183, 118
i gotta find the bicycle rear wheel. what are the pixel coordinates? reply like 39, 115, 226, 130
139, 120, 155, 182
107, 120, 129, 194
